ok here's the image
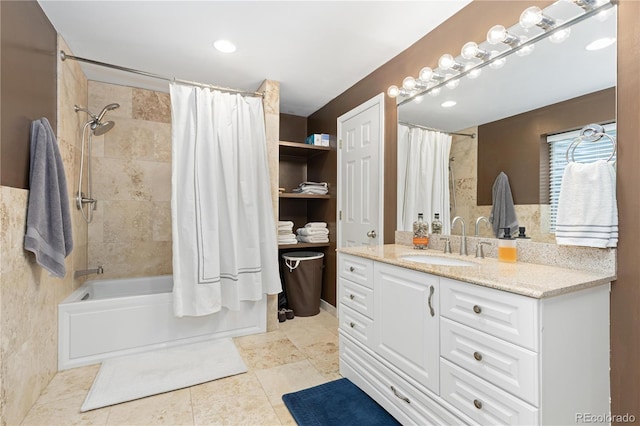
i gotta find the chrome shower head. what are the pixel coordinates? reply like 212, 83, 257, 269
96, 103, 120, 122
92, 120, 115, 136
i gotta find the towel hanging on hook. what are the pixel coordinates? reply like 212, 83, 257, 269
565, 123, 617, 163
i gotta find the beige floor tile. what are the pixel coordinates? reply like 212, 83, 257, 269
303, 340, 340, 378
281, 321, 337, 351
233, 330, 288, 349
237, 338, 307, 370
105, 388, 193, 425
255, 360, 328, 406
20, 395, 110, 426
192, 391, 281, 426
35, 364, 101, 404
190, 372, 263, 405
271, 404, 296, 426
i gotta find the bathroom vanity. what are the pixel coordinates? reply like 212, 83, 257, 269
337, 245, 613, 426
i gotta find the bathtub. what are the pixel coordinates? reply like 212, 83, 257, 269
58, 275, 266, 370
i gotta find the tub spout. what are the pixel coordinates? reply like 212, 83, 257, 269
74, 266, 104, 278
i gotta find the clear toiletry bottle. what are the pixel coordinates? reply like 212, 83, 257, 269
413, 213, 429, 249
498, 227, 517, 263
431, 213, 442, 235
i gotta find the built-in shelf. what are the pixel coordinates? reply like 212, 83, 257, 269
278, 242, 331, 250
279, 193, 330, 199
279, 141, 331, 158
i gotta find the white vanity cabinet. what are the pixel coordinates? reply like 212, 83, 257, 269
338, 252, 611, 426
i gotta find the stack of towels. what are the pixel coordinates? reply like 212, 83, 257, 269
278, 221, 297, 245
292, 182, 328, 195
296, 222, 329, 243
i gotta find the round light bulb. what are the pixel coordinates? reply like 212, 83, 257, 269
402, 76, 417, 90
461, 42, 479, 60
519, 6, 543, 29
549, 26, 571, 44
387, 85, 400, 98
438, 54, 456, 70
515, 36, 535, 57
487, 25, 507, 45
489, 51, 506, 69
419, 67, 434, 81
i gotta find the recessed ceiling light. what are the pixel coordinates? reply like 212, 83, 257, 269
214, 39, 236, 53
441, 100, 457, 108
585, 37, 616, 51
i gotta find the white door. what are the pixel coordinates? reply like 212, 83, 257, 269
337, 93, 384, 248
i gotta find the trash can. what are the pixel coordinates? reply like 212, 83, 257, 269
281, 251, 324, 317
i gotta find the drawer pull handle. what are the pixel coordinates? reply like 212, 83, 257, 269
390, 385, 410, 404
349, 294, 355, 300
473, 399, 483, 409
473, 351, 483, 361
349, 322, 355, 328
473, 305, 482, 314
349, 266, 355, 272
428, 285, 435, 317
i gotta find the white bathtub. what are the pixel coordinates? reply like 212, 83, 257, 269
58, 275, 266, 370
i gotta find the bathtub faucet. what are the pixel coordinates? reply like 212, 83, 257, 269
74, 266, 104, 278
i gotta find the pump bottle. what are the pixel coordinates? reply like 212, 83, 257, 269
498, 227, 517, 263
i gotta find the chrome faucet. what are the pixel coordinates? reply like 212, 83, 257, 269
475, 216, 490, 237
74, 266, 104, 278
475, 241, 491, 259
451, 216, 468, 256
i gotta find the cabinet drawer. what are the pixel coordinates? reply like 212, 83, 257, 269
339, 304, 375, 348
338, 254, 373, 289
440, 278, 539, 351
339, 277, 374, 318
340, 335, 468, 426
440, 318, 539, 407
441, 359, 538, 426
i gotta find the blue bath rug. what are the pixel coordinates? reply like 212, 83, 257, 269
282, 378, 401, 426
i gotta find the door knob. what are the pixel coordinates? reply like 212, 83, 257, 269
367, 230, 377, 238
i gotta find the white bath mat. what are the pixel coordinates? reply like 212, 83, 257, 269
81, 338, 247, 412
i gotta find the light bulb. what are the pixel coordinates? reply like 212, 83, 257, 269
487, 25, 520, 47
489, 51, 506, 69
549, 26, 571, 44
419, 67, 434, 81
402, 76, 417, 90
438, 54, 463, 71
515, 36, 535, 57
461, 42, 478, 60
519, 7, 542, 29
387, 85, 399, 98
445, 75, 459, 90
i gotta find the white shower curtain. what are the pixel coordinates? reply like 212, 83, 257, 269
398, 124, 452, 234
170, 83, 281, 317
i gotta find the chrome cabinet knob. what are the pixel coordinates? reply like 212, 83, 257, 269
473, 351, 483, 361
473, 399, 483, 409
367, 230, 377, 238
473, 305, 482, 314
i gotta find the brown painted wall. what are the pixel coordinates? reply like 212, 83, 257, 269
0, 0, 58, 189
308, 0, 638, 419
280, 113, 307, 143
477, 88, 615, 205
611, 1, 640, 422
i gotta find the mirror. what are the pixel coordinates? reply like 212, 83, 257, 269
397, 1, 617, 243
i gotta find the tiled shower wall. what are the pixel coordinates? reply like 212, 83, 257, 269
448, 127, 553, 243
0, 37, 88, 425
87, 81, 173, 279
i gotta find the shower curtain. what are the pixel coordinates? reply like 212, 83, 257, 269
170, 83, 281, 317
398, 124, 452, 234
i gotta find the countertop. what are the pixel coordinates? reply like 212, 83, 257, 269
338, 244, 615, 299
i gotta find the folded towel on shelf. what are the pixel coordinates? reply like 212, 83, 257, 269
305, 222, 327, 228
278, 229, 294, 235
297, 235, 329, 244
278, 232, 298, 245
278, 220, 294, 228
296, 227, 329, 236
489, 172, 518, 238
292, 181, 328, 195
555, 160, 618, 248
24, 118, 73, 278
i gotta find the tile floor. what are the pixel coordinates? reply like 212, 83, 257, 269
20, 309, 340, 425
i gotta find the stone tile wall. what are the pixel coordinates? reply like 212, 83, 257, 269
0, 37, 88, 425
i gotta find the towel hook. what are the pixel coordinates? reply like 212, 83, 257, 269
565, 123, 617, 163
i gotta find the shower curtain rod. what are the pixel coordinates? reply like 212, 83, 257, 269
399, 121, 476, 139
60, 50, 264, 97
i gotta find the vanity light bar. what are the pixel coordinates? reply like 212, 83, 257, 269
388, 0, 614, 101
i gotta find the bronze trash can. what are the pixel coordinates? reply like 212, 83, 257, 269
282, 251, 324, 317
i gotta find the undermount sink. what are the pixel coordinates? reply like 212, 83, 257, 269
400, 254, 476, 267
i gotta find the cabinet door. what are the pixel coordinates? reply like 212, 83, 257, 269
374, 262, 439, 394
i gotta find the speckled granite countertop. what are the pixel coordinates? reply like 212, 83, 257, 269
338, 244, 615, 299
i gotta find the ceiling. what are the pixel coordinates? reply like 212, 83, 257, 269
38, 1, 471, 117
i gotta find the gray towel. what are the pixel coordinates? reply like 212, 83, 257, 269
24, 118, 73, 278
489, 172, 518, 238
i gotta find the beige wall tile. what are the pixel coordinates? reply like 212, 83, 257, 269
133, 88, 171, 123
88, 81, 132, 119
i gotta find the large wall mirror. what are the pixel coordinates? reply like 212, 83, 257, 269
396, 1, 617, 243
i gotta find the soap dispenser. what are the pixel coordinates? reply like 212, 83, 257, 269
498, 227, 517, 263
413, 213, 429, 249
431, 213, 442, 234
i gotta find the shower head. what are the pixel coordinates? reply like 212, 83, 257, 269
96, 103, 120, 122
92, 120, 115, 136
